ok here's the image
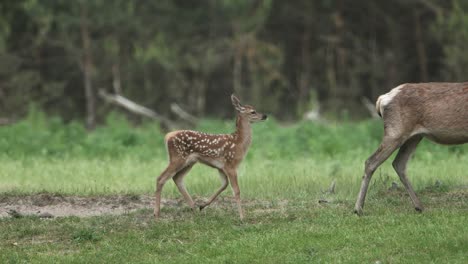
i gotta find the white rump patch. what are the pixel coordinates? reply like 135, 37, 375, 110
376, 84, 404, 116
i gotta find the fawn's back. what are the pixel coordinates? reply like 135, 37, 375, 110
165, 130, 239, 167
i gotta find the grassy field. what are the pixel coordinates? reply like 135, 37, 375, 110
0, 113, 467, 263
1, 192, 467, 263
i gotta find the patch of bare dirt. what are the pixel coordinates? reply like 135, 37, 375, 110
2, 189, 465, 219
0, 194, 284, 218
0, 193, 162, 218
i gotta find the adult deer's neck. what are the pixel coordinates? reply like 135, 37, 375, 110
233, 115, 252, 150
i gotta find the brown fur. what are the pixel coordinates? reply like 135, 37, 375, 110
355, 82, 468, 215
383, 83, 468, 144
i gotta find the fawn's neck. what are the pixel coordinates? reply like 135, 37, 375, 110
233, 115, 252, 151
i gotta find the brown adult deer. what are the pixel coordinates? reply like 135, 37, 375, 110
154, 95, 267, 220
354, 83, 468, 215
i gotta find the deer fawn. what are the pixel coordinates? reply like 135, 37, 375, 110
154, 95, 267, 220
355, 83, 468, 215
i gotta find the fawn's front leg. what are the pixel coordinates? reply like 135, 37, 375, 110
199, 169, 229, 210
172, 164, 196, 210
225, 168, 244, 220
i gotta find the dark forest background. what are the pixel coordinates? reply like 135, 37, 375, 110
1, 0, 467, 129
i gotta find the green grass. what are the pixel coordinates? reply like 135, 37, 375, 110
1, 192, 467, 263
0, 155, 467, 201
1, 112, 467, 263
0, 113, 466, 199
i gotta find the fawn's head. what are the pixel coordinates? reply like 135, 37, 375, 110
231, 94, 267, 123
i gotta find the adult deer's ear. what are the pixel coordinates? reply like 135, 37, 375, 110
231, 94, 244, 112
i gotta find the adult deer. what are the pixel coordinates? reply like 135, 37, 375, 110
154, 95, 267, 220
355, 82, 468, 215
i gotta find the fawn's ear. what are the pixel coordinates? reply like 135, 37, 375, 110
231, 94, 244, 112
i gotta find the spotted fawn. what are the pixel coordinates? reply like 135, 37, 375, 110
154, 95, 267, 220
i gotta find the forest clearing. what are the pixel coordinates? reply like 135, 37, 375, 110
1, 1, 468, 263
1, 117, 467, 263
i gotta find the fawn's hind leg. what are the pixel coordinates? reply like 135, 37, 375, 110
154, 159, 185, 219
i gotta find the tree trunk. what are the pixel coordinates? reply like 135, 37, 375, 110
195, 77, 206, 116
233, 38, 243, 96
414, 10, 428, 82
298, 17, 312, 113
80, 5, 96, 130
112, 63, 122, 94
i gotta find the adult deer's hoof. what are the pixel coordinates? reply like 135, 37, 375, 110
353, 207, 364, 216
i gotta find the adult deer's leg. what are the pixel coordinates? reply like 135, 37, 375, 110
172, 164, 196, 210
354, 135, 404, 215
199, 169, 229, 210
225, 169, 244, 220
392, 135, 424, 212
154, 159, 185, 219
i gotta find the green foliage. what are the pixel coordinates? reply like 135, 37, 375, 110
434, 0, 468, 80
2, 111, 465, 161
0, 111, 165, 159
0, 112, 382, 159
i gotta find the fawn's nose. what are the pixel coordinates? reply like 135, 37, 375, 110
261, 114, 268, 120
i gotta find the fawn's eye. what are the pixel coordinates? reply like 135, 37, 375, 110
250, 111, 256, 114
